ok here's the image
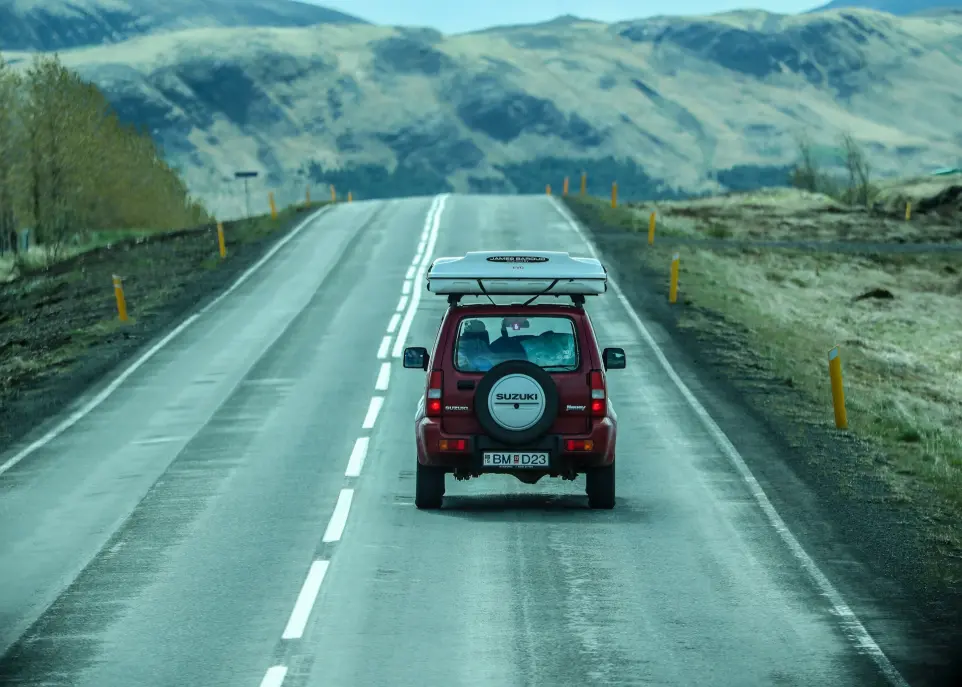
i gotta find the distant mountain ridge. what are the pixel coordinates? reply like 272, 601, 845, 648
809, 0, 962, 15
0, 0, 367, 51
2, 1, 961, 218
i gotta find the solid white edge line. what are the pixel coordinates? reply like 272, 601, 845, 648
259, 666, 288, 687
322, 488, 355, 543
281, 560, 330, 640
386, 313, 401, 334
377, 335, 392, 360
375, 362, 391, 391
393, 194, 447, 358
548, 196, 909, 687
0, 205, 333, 478
396, 295, 408, 312
345, 437, 370, 478
362, 396, 384, 430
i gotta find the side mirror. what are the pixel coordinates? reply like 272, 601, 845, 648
403, 346, 429, 370
602, 347, 626, 370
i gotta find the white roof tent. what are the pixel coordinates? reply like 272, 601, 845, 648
426, 251, 607, 305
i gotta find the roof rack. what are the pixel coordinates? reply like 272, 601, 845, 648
445, 293, 587, 307
426, 251, 607, 303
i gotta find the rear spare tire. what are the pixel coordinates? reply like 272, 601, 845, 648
474, 360, 559, 446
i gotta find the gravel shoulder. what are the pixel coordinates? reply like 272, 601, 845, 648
0, 203, 329, 455
564, 190, 962, 687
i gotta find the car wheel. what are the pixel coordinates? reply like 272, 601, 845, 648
586, 462, 615, 509
474, 360, 560, 446
415, 461, 445, 509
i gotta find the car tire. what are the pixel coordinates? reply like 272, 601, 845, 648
415, 462, 445, 510
474, 360, 559, 446
586, 462, 615, 509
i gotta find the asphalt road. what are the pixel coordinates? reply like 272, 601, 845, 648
0, 194, 912, 686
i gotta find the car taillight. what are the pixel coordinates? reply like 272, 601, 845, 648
565, 439, 594, 451
589, 370, 606, 417
438, 438, 467, 451
426, 370, 442, 417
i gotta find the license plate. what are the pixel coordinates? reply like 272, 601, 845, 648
482, 451, 549, 468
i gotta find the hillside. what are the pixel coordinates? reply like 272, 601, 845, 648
811, 0, 962, 14
0, 0, 367, 51
4, 6, 962, 218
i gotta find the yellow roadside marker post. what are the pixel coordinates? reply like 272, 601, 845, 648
217, 221, 226, 258
611, 182, 618, 208
648, 211, 656, 245
905, 202, 912, 221
580, 172, 587, 196
113, 275, 128, 322
348, 191, 353, 202
331, 185, 337, 203
829, 346, 848, 430
269, 192, 277, 220
563, 177, 569, 196
306, 186, 311, 206
669, 253, 679, 304
546, 184, 552, 195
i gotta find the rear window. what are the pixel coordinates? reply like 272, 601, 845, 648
453, 315, 579, 373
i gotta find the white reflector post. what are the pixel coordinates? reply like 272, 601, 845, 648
426, 251, 607, 296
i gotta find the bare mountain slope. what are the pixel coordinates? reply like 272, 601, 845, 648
0, 0, 367, 51
5, 8, 962, 218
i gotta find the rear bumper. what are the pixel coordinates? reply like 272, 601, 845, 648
416, 416, 616, 472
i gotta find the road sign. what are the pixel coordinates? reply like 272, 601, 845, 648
234, 171, 259, 217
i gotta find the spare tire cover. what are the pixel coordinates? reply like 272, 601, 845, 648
474, 360, 559, 446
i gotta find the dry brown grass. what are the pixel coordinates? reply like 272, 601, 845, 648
627, 181, 962, 244
673, 247, 961, 499
602, 186, 962, 528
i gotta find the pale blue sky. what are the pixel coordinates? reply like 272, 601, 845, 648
314, 0, 825, 33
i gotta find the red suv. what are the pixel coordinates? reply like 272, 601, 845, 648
403, 251, 625, 510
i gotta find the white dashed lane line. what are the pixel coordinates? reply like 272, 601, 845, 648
362, 396, 384, 430
375, 362, 391, 392
377, 335, 392, 360
393, 194, 448, 358
259, 195, 447, 687
259, 666, 288, 687
322, 488, 355, 543
281, 560, 330, 640
345, 437, 369, 478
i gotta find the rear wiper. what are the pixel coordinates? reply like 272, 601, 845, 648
540, 365, 576, 371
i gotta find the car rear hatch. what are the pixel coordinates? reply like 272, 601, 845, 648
441, 371, 591, 436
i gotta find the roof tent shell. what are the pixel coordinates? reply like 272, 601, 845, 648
426, 251, 607, 296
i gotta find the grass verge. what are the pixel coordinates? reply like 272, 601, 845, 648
568, 193, 962, 542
